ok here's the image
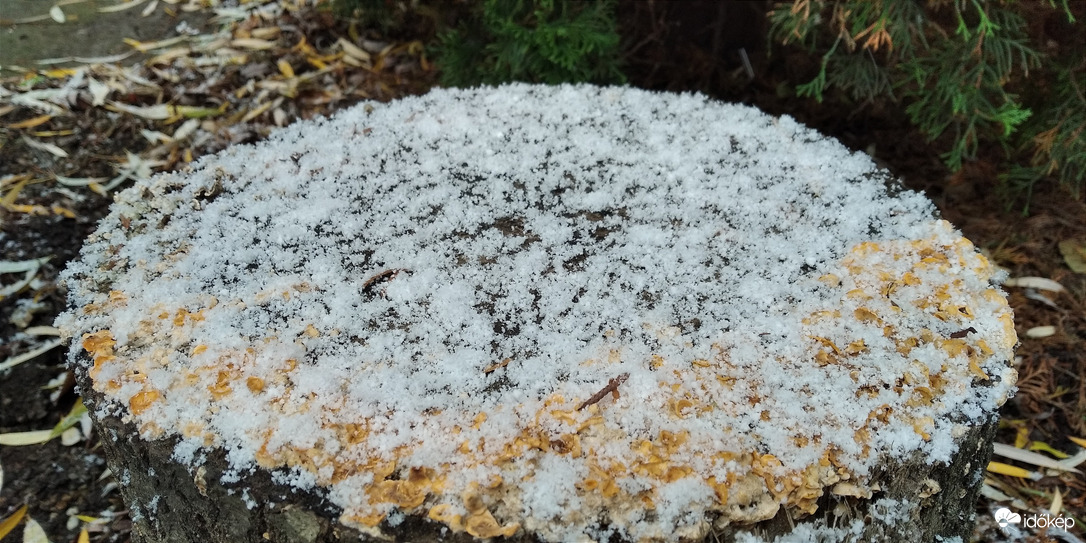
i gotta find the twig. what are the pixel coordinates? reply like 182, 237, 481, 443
950, 326, 977, 339
577, 372, 630, 411
483, 358, 512, 374
361, 268, 407, 296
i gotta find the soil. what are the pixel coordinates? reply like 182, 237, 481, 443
0, 0, 215, 70
1, 2, 1084, 542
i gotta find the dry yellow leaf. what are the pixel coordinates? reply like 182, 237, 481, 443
241, 101, 275, 123
987, 461, 1037, 479
1028, 440, 1070, 459
231, 38, 276, 50
41, 68, 78, 78
337, 38, 370, 62
29, 130, 75, 137
7, 115, 53, 129
277, 59, 295, 78
0, 505, 27, 539
1059, 239, 1086, 274
250, 27, 281, 40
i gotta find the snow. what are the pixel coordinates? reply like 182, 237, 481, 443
56, 83, 1017, 541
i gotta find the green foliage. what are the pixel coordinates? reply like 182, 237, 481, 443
769, 0, 1084, 207
434, 0, 624, 87
1002, 60, 1086, 209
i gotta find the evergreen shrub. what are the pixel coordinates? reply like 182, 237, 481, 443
433, 0, 625, 87
769, 0, 1085, 208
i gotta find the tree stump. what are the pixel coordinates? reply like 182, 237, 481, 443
57, 84, 1017, 542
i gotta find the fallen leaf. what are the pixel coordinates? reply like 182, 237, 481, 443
1058, 448, 1086, 470
7, 115, 53, 129
987, 461, 1041, 479
241, 100, 275, 122
49, 399, 88, 440
8, 90, 66, 115
0, 257, 52, 301
148, 47, 191, 66
77, 529, 89, 543
980, 482, 1012, 502
250, 27, 280, 40
105, 102, 170, 119
176, 105, 223, 119
36, 51, 135, 66
0, 339, 63, 372
0, 430, 54, 446
0, 257, 51, 274
1059, 239, 1086, 274
1050, 487, 1062, 517
1, 176, 30, 207
99, 0, 147, 13
982, 477, 1031, 510
86, 77, 110, 106
1070, 436, 1086, 448
337, 38, 371, 63
21, 136, 69, 158
125, 35, 189, 53
993, 442, 1082, 473
1002, 276, 1066, 292
1029, 440, 1070, 459
80, 412, 92, 442
29, 130, 74, 137
0, 505, 27, 539
172, 118, 199, 141
1023, 288, 1059, 309
49, 5, 66, 23
107, 102, 219, 121
22, 517, 51, 543
1025, 325, 1055, 338
140, 129, 172, 143
1013, 424, 1030, 448
231, 38, 276, 50
60, 427, 82, 446
277, 59, 295, 78
55, 175, 110, 187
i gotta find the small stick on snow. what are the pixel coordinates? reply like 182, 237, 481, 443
577, 373, 630, 411
361, 268, 407, 296
950, 327, 977, 339
484, 358, 512, 374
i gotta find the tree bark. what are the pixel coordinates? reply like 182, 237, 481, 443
82, 359, 998, 543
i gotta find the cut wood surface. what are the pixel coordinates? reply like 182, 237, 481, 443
57, 84, 1017, 542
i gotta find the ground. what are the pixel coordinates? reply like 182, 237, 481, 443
0, 2, 1083, 542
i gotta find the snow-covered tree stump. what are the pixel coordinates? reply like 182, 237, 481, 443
57, 84, 1017, 543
